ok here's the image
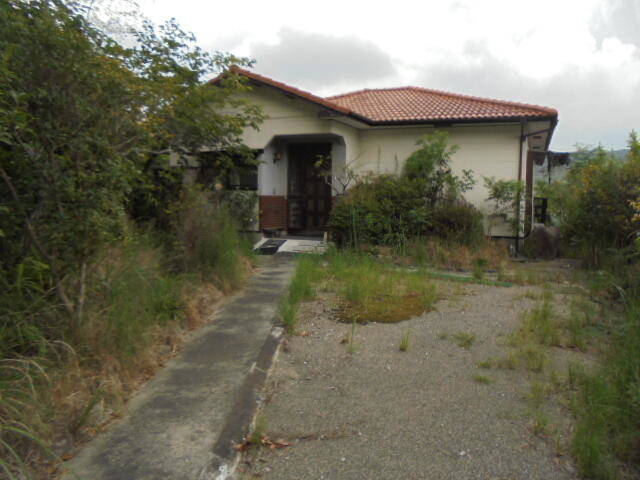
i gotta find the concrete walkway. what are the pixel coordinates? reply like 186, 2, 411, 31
62, 255, 295, 480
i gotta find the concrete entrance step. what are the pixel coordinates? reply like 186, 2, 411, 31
61, 255, 295, 480
253, 237, 329, 255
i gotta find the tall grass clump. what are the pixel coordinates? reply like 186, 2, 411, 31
278, 255, 322, 333
572, 297, 640, 479
172, 188, 250, 291
81, 235, 186, 358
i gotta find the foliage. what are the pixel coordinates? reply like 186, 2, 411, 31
538, 134, 640, 267
483, 177, 524, 236
402, 131, 474, 206
222, 190, 259, 230
0, 2, 261, 476
328, 174, 429, 247
430, 202, 484, 247
0, 0, 262, 316
572, 298, 640, 480
171, 187, 250, 291
329, 133, 482, 248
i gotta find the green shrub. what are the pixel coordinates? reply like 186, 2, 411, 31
328, 174, 429, 247
328, 176, 483, 248
539, 134, 640, 267
222, 190, 258, 230
171, 187, 248, 290
328, 132, 482, 248
430, 202, 484, 247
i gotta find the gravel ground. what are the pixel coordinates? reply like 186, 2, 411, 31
238, 280, 581, 480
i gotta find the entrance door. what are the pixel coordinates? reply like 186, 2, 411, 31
287, 143, 332, 234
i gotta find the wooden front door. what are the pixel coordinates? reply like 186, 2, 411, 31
287, 143, 332, 233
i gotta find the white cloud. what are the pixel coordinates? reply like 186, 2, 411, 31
138, 0, 640, 149
247, 28, 398, 90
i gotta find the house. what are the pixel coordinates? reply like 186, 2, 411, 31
217, 67, 558, 240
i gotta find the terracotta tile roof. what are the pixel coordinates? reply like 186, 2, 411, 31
327, 87, 558, 124
217, 68, 557, 125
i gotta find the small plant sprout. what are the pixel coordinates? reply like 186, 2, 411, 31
452, 332, 476, 349
399, 331, 411, 352
477, 358, 493, 369
249, 415, 268, 445
472, 374, 493, 384
347, 319, 357, 354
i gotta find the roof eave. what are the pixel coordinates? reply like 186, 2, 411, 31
354, 115, 558, 127
210, 67, 352, 117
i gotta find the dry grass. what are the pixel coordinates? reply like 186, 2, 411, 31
1, 239, 249, 479
408, 238, 509, 272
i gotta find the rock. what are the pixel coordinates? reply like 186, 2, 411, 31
524, 224, 561, 259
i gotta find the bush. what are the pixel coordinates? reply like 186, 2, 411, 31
222, 190, 258, 230
430, 202, 484, 247
328, 174, 430, 247
328, 175, 483, 248
328, 131, 481, 248
540, 134, 640, 267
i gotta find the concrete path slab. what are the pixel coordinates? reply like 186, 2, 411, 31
62, 255, 295, 480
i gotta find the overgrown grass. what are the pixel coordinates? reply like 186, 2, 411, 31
571, 298, 640, 479
277, 255, 322, 334
405, 237, 508, 272
321, 249, 438, 324
0, 209, 252, 477
173, 191, 253, 291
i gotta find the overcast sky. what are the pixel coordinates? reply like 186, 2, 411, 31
139, 0, 639, 151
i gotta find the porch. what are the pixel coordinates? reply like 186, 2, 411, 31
257, 133, 346, 236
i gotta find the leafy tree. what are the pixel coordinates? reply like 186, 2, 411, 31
483, 177, 524, 236
538, 133, 640, 266
402, 131, 474, 207
0, 0, 262, 318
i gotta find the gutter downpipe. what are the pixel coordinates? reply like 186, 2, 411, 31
516, 122, 525, 254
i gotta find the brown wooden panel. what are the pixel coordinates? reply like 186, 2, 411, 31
259, 196, 287, 230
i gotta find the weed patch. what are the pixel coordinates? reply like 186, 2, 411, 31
451, 332, 476, 349
570, 299, 640, 479
399, 331, 411, 352
320, 250, 438, 324
472, 374, 493, 384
